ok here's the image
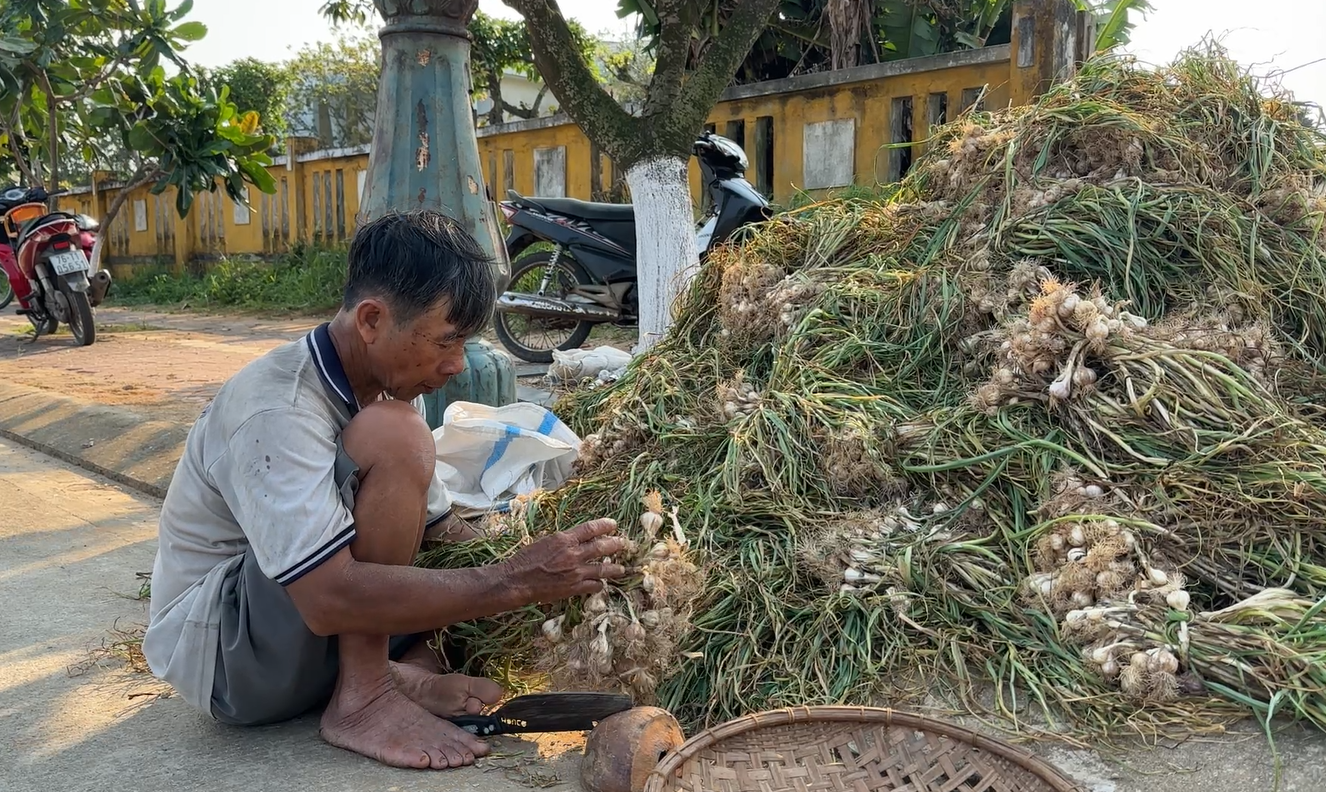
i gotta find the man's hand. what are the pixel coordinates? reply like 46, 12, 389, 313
503, 518, 628, 604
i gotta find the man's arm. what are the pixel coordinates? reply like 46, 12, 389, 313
210, 407, 626, 638
287, 518, 625, 637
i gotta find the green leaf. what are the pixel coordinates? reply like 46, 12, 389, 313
175, 184, 194, 217
239, 157, 276, 193
171, 21, 207, 42
199, 139, 234, 156
953, 31, 983, 49
0, 37, 38, 55
1092, 0, 1152, 52
169, 0, 196, 22
127, 122, 157, 151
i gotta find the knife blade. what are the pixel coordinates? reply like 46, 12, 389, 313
446, 692, 634, 736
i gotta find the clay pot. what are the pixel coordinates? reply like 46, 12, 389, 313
581, 706, 685, 792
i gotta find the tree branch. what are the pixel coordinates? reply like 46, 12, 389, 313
502, 83, 548, 119
2, 111, 39, 187
100, 163, 163, 230
678, 0, 781, 116
643, 0, 695, 118
501, 0, 640, 162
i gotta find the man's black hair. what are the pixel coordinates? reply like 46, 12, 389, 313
343, 209, 496, 335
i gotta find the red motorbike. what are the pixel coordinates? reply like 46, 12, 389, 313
0, 185, 112, 345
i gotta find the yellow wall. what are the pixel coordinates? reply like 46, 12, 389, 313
59, 0, 1084, 269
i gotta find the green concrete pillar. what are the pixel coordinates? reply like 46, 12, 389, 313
363, 0, 516, 426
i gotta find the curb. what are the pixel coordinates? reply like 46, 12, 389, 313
0, 380, 188, 500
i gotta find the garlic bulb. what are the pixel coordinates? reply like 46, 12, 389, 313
1148, 648, 1179, 675
1060, 294, 1081, 317
1166, 590, 1191, 611
1049, 371, 1073, 400
640, 511, 665, 538
542, 616, 565, 642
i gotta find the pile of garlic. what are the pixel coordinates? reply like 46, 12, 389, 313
536, 493, 701, 703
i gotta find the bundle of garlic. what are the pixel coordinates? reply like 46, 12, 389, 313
536, 492, 701, 703
717, 374, 762, 421
795, 504, 946, 597
1023, 517, 1158, 613
1069, 616, 1192, 704
767, 275, 827, 330
572, 415, 649, 474
972, 276, 1157, 412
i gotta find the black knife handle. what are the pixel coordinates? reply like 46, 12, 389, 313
447, 715, 504, 736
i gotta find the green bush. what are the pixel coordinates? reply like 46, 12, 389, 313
111, 246, 347, 312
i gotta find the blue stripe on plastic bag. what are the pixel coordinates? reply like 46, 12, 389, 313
482, 424, 522, 475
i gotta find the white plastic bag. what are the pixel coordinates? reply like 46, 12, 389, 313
547, 346, 633, 383
432, 400, 581, 515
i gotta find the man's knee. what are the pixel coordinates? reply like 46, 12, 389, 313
341, 400, 434, 490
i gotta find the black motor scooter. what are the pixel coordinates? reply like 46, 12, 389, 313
493, 132, 771, 363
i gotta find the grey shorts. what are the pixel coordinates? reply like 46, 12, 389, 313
209, 438, 422, 726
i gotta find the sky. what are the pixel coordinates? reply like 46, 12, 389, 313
177, 0, 1326, 109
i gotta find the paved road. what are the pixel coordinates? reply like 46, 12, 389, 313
0, 437, 580, 792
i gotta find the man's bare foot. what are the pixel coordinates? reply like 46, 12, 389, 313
320, 676, 491, 770
392, 662, 505, 718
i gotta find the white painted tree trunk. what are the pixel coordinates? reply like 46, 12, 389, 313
626, 155, 699, 353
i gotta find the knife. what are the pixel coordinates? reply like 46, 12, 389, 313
446, 692, 634, 736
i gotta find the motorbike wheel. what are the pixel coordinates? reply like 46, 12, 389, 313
0, 271, 13, 311
62, 286, 96, 346
493, 251, 595, 364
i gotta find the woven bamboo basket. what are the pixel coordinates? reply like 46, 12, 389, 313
642, 706, 1085, 792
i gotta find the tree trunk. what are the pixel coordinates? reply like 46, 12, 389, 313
626, 155, 697, 353
486, 72, 506, 126
40, 72, 59, 202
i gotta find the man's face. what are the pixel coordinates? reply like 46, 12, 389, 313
358, 298, 470, 402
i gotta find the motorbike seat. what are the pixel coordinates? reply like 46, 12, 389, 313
15, 211, 73, 248
507, 190, 634, 223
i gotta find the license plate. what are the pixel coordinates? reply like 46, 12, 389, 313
50, 250, 87, 275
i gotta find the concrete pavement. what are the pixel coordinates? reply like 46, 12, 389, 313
0, 437, 581, 792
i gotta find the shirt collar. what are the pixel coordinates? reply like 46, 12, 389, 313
306, 322, 359, 416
